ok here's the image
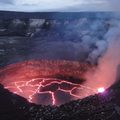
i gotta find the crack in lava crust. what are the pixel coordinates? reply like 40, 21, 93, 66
0, 60, 96, 106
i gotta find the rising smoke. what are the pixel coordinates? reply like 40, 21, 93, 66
84, 18, 120, 91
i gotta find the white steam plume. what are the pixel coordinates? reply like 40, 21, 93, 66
84, 21, 120, 92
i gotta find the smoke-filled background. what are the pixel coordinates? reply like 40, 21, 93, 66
0, 12, 120, 105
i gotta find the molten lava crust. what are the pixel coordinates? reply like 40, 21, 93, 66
0, 60, 92, 105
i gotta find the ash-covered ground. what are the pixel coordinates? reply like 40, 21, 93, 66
0, 12, 120, 119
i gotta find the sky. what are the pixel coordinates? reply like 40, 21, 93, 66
0, 0, 119, 12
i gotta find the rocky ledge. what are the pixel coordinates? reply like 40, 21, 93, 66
0, 80, 120, 120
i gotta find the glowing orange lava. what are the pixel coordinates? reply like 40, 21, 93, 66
0, 60, 96, 106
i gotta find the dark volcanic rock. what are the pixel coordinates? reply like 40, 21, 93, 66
0, 84, 30, 120
0, 19, 28, 36
28, 86, 120, 120
0, 36, 31, 67
0, 83, 120, 120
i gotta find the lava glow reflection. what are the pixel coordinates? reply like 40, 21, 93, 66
98, 87, 105, 93
0, 60, 106, 106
